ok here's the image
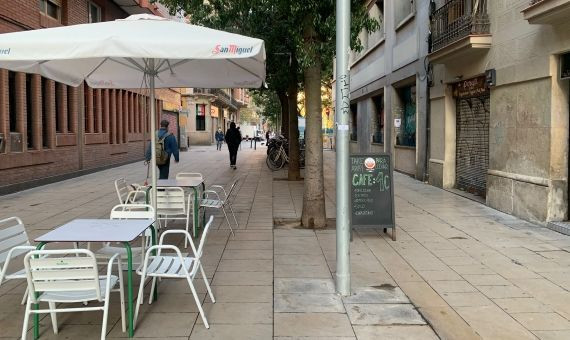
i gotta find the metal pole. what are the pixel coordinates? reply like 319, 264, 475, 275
335, 0, 351, 296
149, 59, 158, 220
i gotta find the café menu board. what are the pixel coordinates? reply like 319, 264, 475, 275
350, 153, 395, 238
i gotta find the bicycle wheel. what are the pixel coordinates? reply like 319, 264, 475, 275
266, 148, 285, 171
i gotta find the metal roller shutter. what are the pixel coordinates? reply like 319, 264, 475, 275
456, 93, 490, 197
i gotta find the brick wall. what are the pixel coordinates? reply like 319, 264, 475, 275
0, 1, 165, 191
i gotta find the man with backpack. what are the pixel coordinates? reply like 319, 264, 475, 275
146, 119, 179, 179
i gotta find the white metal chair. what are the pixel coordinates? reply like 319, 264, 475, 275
153, 187, 193, 248
134, 216, 215, 329
115, 178, 147, 205
0, 217, 36, 305
94, 204, 155, 269
200, 178, 240, 236
21, 249, 125, 340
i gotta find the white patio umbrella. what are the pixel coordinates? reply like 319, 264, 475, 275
0, 14, 265, 213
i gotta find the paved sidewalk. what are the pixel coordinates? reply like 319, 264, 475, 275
1, 144, 570, 339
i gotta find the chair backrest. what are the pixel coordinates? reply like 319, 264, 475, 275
24, 249, 101, 303
196, 216, 214, 260
115, 178, 130, 204
176, 172, 204, 181
110, 204, 155, 220
226, 177, 241, 202
0, 217, 30, 265
154, 187, 186, 215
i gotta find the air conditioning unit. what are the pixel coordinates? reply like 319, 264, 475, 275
0, 133, 4, 153
10, 132, 23, 152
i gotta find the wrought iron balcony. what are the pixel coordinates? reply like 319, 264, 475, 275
430, 0, 490, 53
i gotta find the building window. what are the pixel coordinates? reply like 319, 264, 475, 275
395, 86, 416, 147
372, 95, 384, 144
67, 86, 75, 133
39, 0, 61, 21
55, 83, 63, 133
89, 2, 101, 23
350, 103, 357, 141
26, 74, 34, 149
196, 104, 206, 131
8, 71, 17, 132
41, 77, 50, 149
394, 0, 414, 28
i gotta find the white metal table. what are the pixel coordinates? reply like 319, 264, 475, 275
154, 178, 205, 236
34, 219, 156, 339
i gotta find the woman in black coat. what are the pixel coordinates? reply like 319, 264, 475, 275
225, 122, 242, 169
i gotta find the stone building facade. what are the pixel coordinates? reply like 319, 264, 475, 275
0, 0, 162, 194
428, 0, 570, 225
341, 0, 430, 179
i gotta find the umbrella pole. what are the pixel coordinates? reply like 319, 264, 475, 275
149, 60, 158, 219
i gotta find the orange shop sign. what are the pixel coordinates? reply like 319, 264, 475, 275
210, 106, 219, 118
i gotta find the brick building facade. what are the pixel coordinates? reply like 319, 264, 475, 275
0, 0, 163, 193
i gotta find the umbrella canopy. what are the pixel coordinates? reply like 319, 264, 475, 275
0, 14, 265, 88
0, 14, 266, 228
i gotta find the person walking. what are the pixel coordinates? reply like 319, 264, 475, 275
146, 119, 179, 179
265, 130, 270, 142
215, 128, 224, 151
225, 122, 242, 169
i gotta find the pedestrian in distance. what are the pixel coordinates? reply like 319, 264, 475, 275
225, 121, 242, 170
215, 128, 224, 151
265, 130, 270, 142
146, 119, 179, 179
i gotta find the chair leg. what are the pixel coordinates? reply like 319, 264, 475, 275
21, 299, 31, 340
21, 287, 29, 305
101, 301, 109, 340
228, 203, 239, 235
134, 274, 147, 328
187, 278, 209, 329
200, 264, 215, 303
118, 264, 126, 332
221, 206, 235, 237
148, 277, 158, 304
184, 215, 190, 249
48, 302, 58, 334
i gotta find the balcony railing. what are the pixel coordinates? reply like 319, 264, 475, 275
430, 0, 490, 52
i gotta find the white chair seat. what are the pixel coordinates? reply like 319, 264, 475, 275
38, 275, 119, 303
200, 199, 223, 209
141, 255, 197, 277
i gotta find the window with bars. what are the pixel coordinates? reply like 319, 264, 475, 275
26, 74, 34, 149
196, 104, 206, 131
8, 71, 17, 133
39, 0, 61, 21
89, 2, 101, 23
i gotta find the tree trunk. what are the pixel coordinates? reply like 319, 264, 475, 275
277, 90, 289, 137
301, 20, 326, 228
287, 58, 301, 181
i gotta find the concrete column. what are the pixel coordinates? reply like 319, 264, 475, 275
384, 85, 393, 154
548, 57, 570, 221
416, 75, 428, 181
443, 85, 456, 188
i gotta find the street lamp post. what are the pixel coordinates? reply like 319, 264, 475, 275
335, 0, 351, 296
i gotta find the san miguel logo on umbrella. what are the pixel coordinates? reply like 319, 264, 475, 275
212, 44, 254, 55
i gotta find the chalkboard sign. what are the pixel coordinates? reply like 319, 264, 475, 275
350, 153, 396, 240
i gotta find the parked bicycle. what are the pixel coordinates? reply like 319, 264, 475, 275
266, 136, 305, 171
